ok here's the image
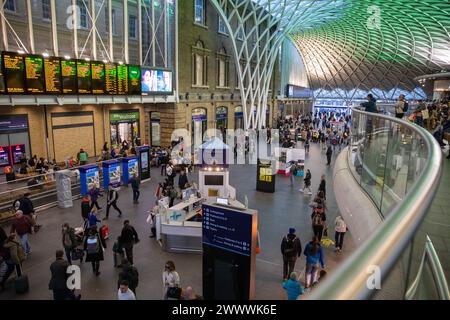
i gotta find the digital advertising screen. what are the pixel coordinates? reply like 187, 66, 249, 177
128, 158, 139, 178
91, 61, 105, 94
0, 53, 5, 93
44, 56, 62, 94
117, 64, 128, 95
0, 145, 11, 167
25, 55, 45, 94
128, 65, 141, 95
11, 144, 25, 164
77, 60, 92, 94
2, 52, 26, 94
141, 68, 172, 94
105, 63, 117, 95
61, 59, 77, 94
109, 162, 121, 187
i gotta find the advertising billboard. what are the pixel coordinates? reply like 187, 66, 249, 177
141, 68, 172, 94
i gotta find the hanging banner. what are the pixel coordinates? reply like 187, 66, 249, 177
102, 159, 121, 189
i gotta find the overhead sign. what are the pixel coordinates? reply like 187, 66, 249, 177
3, 52, 26, 94
77, 60, 92, 94
44, 56, 62, 94
110, 111, 140, 123
61, 59, 77, 94
202, 204, 254, 256
25, 55, 45, 94
0, 115, 28, 132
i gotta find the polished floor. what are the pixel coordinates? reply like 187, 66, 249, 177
0, 142, 354, 300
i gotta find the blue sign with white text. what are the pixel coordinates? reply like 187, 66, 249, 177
202, 204, 253, 256
79, 165, 100, 196
121, 156, 139, 185
102, 159, 121, 189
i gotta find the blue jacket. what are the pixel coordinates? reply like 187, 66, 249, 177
361, 98, 378, 113
88, 213, 101, 228
304, 242, 325, 268
283, 279, 304, 300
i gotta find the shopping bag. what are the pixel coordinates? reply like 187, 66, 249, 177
320, 237, 335, 248
100, 224, 109, 240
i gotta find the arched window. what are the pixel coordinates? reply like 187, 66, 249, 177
217, 47, 229, 88
193, 40, 208, 86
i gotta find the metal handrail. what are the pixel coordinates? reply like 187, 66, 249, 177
405, 236, 450, 300
307, 107, 443, 300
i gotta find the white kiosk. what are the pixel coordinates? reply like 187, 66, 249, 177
275, 147, 305, 176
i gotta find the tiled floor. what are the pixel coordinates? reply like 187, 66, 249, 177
0, 142, 355, 300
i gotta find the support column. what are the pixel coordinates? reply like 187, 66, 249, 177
50, 0, 58, 56
163, 0, 167, 67
26, 0, 35, 54
72, 0, 79, 58
108, 0, 113, 60
123, 0, 129, 63
90, 0, 97, 60
0, 0, 8, 51
151, 0, 155, 66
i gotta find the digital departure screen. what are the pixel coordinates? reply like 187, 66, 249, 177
128, 65, 141, 95
0, 54, 5, 94
91, 61, 105, 94
77, 60, 91, 94
105, 63, 117, 95
2, 52, 26, 94
117, 64, 128, 95
44, 57, 62, 94
61, 59, 77, 94
25, 55, 45, 94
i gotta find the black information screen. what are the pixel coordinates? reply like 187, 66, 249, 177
25, 55, 45, 94
44, 57, 62, 94
0, 53, 5, 93
77, 60, 92, 94
61, 59, 77, 94
91, 61, 105, 94
128, 65, 141, 95
117, 64, 128, 95
3, 52, 26, 94
204, 175, 224, 186
105, 63, 117, 94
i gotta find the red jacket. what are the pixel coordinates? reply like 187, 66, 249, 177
11, 215, 33, 236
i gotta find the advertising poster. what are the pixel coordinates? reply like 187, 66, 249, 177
141, 68, 172, 94
109, 162, 121, 187
121, 156, 139, 185
138, 146, 150, 181
128, 158, 139, 178
80, 165, 99, 195
0, 146, 11, 167
11, 144, 25, 164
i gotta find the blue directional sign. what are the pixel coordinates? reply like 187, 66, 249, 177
202, 204, 253, 257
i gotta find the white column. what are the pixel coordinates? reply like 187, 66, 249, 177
50, 0, 58, 56
163, 0, 167, 68
0, 0, 8, 51
123, 0, 129, 63
26, 0, 35, 53
72, 0, 79, 58
108, 0, 113, 60
175, 0, 179, 102
151, 0, 155, 66
90, 0, 96, 59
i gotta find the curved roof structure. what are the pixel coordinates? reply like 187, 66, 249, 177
290, 0, 450, 100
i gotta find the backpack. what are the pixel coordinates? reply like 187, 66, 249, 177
312, 213, 323, 226
403, 102, 409, 112
63, 231, 73, 248
86, 235, 100, 254
283, 236, 297, 257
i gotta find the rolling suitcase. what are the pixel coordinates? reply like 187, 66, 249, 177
14, 266, 29, 294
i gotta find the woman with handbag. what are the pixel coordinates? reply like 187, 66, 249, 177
163, 260, 180, 300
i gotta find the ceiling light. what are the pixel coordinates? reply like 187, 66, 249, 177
42, 52, 50, 58
64, 55, 71, 60
17, 50, 25, 54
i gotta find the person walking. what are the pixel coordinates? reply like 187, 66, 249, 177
280, 228, 302, 281
89, 186, 102, 211
129, 174, 141, 204
289, 162, 298, 186
105, 184, 122, 220
87, 208, 101, 229
48, 250, 80, 300
0, 233, 26, 291
318, 175, 326, 198
163, 260, 180, 300
300, 169, 312, 194
334, 215, 347, 253
81, 196, 91, 223
118, 258, 139, 296
84, 227, 106, 276
303, 236, 326, 289
304, 137, 310, 153
311, 206, 326, 242
283, 272, 304, 300
120, 220, 140, 265
10, 210, 33, 256
61, 223, 77, 265
178, 170, 188, 191
118, 280, 136, 300
326, 146, 332, 165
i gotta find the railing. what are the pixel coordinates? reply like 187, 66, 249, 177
307, 107, 445, 299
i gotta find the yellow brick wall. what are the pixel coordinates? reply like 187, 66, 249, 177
53, 126, 95, 162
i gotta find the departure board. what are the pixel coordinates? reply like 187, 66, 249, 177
25, 55, 45, 94
77, 60, 91, 94
117, 64, 128, 95
44, 57, 62, 94
128, 65, 141, 95
0, 54, 5, 93
91, 61, 105, 94
2, 52, 26, 94
105, 63, 117, 94
61, 59, 77, 94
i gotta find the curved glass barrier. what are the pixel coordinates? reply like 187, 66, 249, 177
307, 107, 445, 300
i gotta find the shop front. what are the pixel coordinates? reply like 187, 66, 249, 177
0, 115, 31, 169
192, 108, 207, 144
110, 110, 140, 148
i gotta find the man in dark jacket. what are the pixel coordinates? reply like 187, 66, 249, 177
361, 94, 378, 113
280, 228, 302, 281
105, 184, 122, 220
0, 226, 6, 247
326, 146, 333, 166
81, 196, 91, 222
178, 170, 188, 191
318, 175, 326, 198
49, 250, 79, 300
118, 258, 139, 296
129, 174, 140, 204
120, 220, 139, 265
